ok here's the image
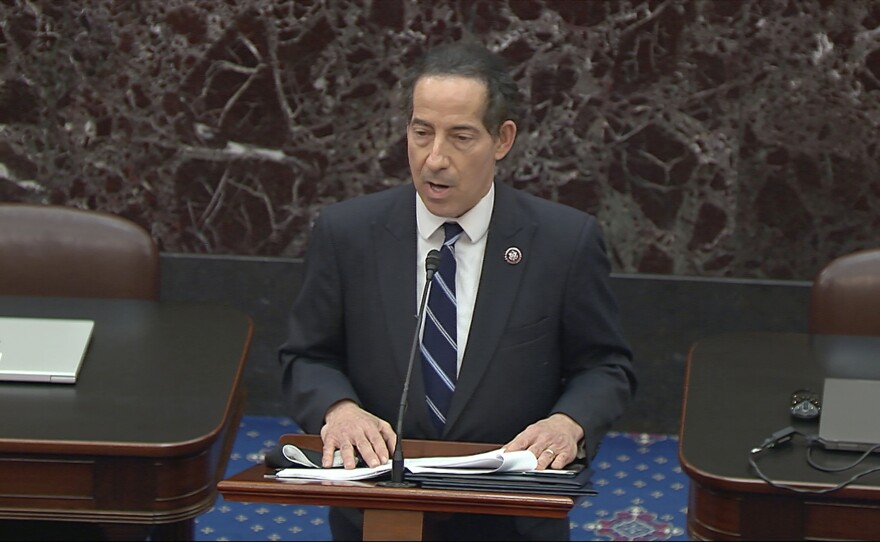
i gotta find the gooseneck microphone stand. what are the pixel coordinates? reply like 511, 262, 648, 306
377, 249, 440, 488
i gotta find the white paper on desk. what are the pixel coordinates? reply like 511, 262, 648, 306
406, 449, 538, 475
275, 448, 543, 481
275, 463, 392, 481
273, 447, 538, 481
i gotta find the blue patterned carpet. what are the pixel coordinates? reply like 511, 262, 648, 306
196, 416, 690, 541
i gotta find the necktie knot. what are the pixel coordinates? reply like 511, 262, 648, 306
442, 222, 463, 246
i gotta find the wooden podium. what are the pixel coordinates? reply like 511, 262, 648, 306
218, 434, 577, 541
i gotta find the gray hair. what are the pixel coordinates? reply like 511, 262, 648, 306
400, 42, 522, 136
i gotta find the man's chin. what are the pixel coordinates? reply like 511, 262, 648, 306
417, 191, 461, 218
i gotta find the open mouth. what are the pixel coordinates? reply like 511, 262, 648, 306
427, 181, 452, 193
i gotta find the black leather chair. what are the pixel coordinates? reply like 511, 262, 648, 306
810, 248, 880, 336
0, 203, 159, 299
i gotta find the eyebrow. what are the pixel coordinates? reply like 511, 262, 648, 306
410, 117, 481, 133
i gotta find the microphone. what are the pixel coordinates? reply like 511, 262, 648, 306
378, 249, 441, 487
424, 249, 441, 281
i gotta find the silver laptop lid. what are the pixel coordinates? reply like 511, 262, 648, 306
818, 378, 880, 452
0, 317, 95, 384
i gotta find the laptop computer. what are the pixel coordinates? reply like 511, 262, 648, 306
0, 317, 95, 384
818, 377, 880, 453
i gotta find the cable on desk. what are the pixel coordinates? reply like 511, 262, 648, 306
749, 426, 880, 494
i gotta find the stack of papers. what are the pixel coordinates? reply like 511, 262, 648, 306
266, 446, 596, 496
271, 447, 539, 481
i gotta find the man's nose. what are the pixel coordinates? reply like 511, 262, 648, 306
426, 139, 450, 170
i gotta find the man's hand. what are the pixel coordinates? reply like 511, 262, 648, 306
504, 413, 584, 470
320, 400, 396, 469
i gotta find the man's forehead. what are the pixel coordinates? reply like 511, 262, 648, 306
413, 75, 488, 102
416, 73, 487, 88
411, 76, 488, 125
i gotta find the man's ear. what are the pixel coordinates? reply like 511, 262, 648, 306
494, 120, 517, 160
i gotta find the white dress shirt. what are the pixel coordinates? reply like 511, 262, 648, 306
415, 183, 494, 375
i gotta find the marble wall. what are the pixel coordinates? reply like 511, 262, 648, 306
1, 0, 879, 280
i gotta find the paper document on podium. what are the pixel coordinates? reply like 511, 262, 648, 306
274, 463, 392, 481
272, 447, 555, 481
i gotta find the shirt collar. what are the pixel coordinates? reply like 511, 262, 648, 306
416, 182, 494, 243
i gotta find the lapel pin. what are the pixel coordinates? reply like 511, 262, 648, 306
504, 247, 522, 265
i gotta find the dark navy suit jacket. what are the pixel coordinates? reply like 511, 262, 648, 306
281, 181, 636, 459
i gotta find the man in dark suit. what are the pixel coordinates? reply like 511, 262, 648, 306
280, 41, 636, 541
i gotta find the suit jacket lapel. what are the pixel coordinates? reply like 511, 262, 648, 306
444, 182, 534, 434
372, 185, 432, 433
374, 186, 417, 376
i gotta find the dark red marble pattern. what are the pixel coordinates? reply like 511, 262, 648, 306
1, 0, 878, 280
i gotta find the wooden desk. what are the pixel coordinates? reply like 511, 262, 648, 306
219, 434, 576, 541
679, 332, 880, 541
0, 296, 253, 541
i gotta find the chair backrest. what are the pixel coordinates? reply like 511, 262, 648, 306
0, 204, 159, 300
810, 248, 880, 336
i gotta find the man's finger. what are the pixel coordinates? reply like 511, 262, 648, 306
339, 442, 359, 469
321, 440, 339, 468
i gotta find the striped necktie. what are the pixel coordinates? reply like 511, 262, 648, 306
421, 222, 463, 433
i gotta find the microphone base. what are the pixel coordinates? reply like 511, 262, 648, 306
376, 480, 418, 488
